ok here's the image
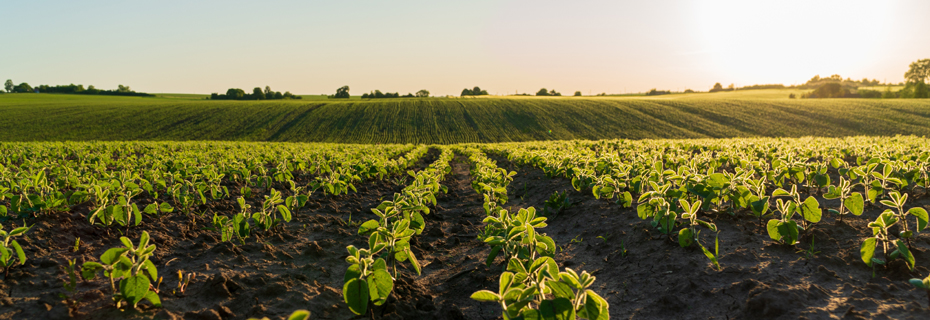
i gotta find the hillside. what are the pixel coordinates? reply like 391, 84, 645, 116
1, 92, 929, 144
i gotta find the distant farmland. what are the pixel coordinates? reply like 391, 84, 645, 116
1, 92, 929, 144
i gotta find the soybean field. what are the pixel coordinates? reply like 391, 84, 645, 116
2, 136, 930, 319
3, 93, 930, 144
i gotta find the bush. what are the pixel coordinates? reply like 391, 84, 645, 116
802, 83, 850, 99
858, 90, 882, 99
645, 89, 671, 96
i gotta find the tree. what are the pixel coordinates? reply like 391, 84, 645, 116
461, 88, 473, 96
226, 88, 245, 99
905, 59, 930, 84
13, 83, 32, 93
117, 85, 131, 93
573, 91, 582, 96
252, 87, 264, 100
4, 79, 12, 93
274, 92, 283, 99
710, 82, 724, 92
264, 86, 274, 99
536, 88, 549, 96
333, 86, 350, 98
416, 89, 429, 97
549, 89, 561, 96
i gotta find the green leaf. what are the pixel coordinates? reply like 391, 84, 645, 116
286, 310, 311, 320
470, 290, 500, 302
907, 207, 929, 231
406, 248, 421, 276
527, 297, 575, 320
344, 264, 362, 283
582, 290, 609, 320
343, 278, 369, 315
909, 279, 929, 290
11, 240, 26, 265
845, 193, 864, 216
143, 290, 162, 307
80, 261, 103, 280
860, 238, 877, 266
119, 275, 151, 307
367, 269, 394, 306
100, 248, 129, 265
678, 228, 693, 248
486, 246, 502, 267
800, 196, 822, 223
548, 281, 576, 300
896, 240, 915, 271
766, 220, 781, 241
143, 203, 158, 215
277, 205, 292, 222
358, 220, 379, 235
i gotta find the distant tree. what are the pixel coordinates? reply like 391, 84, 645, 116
536, 88, 549, 96
4, 79, 12, 93
645, 88, 671, 96
274, 91, 283, 99
684, 89, 695, 93
461, 86, 488, 96
333, 86, 350, 98
416, 89, 429, 97
802, 83, 848, 98
905, 59, 930, 84
264, 86, 274, 99
549, 89, 561, 96
403, 93, 414, 97
226, 88, 245, 99
727, 83, 735, 90
13, 82, 33, 93
283, 91, 295, 99
710, 82, 724, 92
252, 87, 264, 100
573, 91, 582, 96
789, 93, 796, 99
117, 85, 131, 93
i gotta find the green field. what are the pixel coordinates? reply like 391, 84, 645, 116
1, 91, 928, 144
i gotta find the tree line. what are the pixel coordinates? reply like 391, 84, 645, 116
802, 59, 929, 99
210, 86, 300, 100
3, 80, 152, 97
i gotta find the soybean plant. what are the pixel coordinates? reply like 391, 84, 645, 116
81, 231, 162, 309
0, 223, 31, 276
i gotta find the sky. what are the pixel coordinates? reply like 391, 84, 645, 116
2, 0, 929, 96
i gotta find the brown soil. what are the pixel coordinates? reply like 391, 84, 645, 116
2, 154, 930, 320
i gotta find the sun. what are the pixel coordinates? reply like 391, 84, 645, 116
693, 0, 893, 84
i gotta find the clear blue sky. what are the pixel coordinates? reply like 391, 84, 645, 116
3, 0, 928, 95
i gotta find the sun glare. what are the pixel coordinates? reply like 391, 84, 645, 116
695, 0, 892, 84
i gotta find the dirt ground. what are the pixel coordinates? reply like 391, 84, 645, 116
2, 153, 930, 320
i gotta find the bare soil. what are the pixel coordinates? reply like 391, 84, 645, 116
2, 154, 930, 320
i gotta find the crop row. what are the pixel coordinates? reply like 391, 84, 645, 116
455, 145, 610, 320
342, 146, 454, 316
481, 136, 930, 279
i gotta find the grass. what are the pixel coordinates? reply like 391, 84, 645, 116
1, 91, 928, 144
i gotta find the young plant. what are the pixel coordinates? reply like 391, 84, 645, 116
0, 223, 31, 276
482, 207, 556, 269
80, 231, 162, 309
543, 190, 571, 216
248, 310, 311, 320
211, 197, 252, 244
768, 185, 822, 245
861, 211, 915, 273
250, 189, 292, 232
677, 199, 721, 270
471, 257, 610, 320
637, 182, 677, 236
342, 246, 396, 316
878, 191, 928, 246
823, 177, 864, 221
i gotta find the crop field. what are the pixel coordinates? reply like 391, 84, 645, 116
1, 136, 930, 319
2, 93, 930, 144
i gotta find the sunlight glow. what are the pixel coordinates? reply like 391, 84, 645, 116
695, 0, 892, 85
